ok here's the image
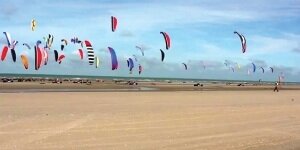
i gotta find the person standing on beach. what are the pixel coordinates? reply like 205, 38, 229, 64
273, 82, 279, 92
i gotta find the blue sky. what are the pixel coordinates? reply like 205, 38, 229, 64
0, 0, 300, 81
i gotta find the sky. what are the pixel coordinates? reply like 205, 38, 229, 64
0, 0, 300, 82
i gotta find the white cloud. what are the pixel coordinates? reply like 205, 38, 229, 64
0, 1, 18, 19
249, 35, 299, 55
0, 37, 6, 44
292, 42, 300, 53
119, 30, 134, 37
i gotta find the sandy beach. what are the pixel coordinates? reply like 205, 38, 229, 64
1, 88, 300, 149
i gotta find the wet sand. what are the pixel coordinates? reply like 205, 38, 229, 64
1, 81, 300, 93
1, 90, 300, 149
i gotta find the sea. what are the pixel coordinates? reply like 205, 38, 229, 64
0, 73, 299, 85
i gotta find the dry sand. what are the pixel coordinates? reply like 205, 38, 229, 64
1, 90, 300, 149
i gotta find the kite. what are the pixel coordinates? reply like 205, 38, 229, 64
135, 46, 144, 56
160, 32, 171, 50
182, 63, 188, 70
234, 31, 247, 53
23, 43, 31, 50
95, 56, 100, 68
108, 47, 118, 70
78, 49, 83, 60
160, 49, 165, 62
84, 40, 95, 65
58, 54, 65, 64
1, 46, 9, 61
31, 19, 37, 31
61, 39, 68, 51
139, 64, 142, 75
111, 16, 117, 32
20, 55, 29, 69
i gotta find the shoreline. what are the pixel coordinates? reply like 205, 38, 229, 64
1, 81, 300, 93
1, 73, 299, 85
